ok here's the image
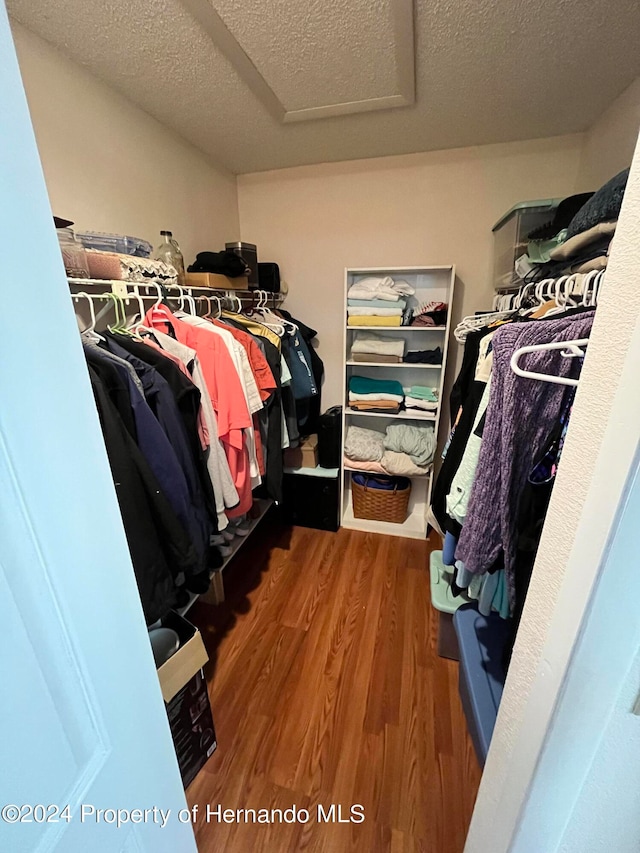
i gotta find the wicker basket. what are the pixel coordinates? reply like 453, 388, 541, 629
351, 475, 411, 524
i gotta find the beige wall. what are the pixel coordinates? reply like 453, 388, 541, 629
11, 23, 240, 266
238, 136, 583, 407
577, 76, 640, 190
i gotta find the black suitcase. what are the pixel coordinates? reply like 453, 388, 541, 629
258, 262, 281, 293
317, 406, 342, 469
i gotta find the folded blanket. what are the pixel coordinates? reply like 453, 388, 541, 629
343, 455, 389, 474
404, 396, 438, 411
348, 276, 416, 301
349, 403, 401, 414
404, 386, 438, 401
350, 376, 404, 396
384, 423, 436, 467
549, 220, 617, 261
351, 352, 402, 363
347, 306, 404, 317
344, 426, 385, 462
381, 450, 430, 477
351, 334, 405, 357
404, 348, 442, 364
348, 298, 407, 309
349, 392, 405, 403
348, 316, 402, 327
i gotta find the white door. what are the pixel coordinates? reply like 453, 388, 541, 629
0, 6, 198, 851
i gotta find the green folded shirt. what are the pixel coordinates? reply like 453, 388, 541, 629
349, 376, 405, 396
404, 385, 438, 401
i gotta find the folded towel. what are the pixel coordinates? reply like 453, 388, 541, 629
404, 396, 438, 411
350, 352, 402, 363
404, 386, 438, 401
381, 450, 430, 477
404, 348, 442, 364
343, 455, 389, 474
348, 316, 402, 327
344, 426, 385, 462
351, 334, 405, 357
349, 376, 405, 396
347, 306, 404, 317
349, 392, 405, 403
384, 423, 436, 467
348, 298, 407, 309
349, 403, 401, 414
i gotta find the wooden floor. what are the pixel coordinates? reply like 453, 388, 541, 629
187, 513, 481, 852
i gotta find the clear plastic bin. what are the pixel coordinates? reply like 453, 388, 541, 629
492, 199, 561, 289
76, 230, 152, 258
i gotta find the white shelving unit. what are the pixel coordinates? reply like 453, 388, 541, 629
341, 266, 455, 540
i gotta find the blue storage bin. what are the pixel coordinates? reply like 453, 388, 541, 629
453, 603, 511, 766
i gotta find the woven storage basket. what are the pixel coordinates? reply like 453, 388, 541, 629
351, 475, 411, 524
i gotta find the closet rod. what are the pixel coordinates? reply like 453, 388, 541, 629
68, 277, 285, 304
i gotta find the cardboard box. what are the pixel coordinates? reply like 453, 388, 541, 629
283, 434, 318, 469
185, 272, 249, 291
155, 612, 217, 788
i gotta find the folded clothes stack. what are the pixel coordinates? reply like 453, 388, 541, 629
347, 276, 415, 326
410, 301, 448, 327
348, 376, 404, 414
524, 169, 628, 282
403, 347, 442, 364
350, 333, 405, 363
343, 424, 435, 476
403, 386, 439, 412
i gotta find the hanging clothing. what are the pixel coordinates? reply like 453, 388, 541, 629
455, 311, 594, 607
142, 305, 254, 516
140, 328, 240, 529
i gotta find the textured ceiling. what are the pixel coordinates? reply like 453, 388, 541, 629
8, 0, 640, 174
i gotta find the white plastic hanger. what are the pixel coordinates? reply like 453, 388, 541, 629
510, 337, 589, 386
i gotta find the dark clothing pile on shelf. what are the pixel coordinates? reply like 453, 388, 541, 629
187, 250, 250, 278
431, 303, 594, 668
85, 301, 321, 624
404, 347, 442, 364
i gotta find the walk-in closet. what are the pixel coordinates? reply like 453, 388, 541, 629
3, 2, 640, 852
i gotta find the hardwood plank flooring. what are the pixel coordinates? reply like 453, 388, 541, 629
186, 513, 481, 852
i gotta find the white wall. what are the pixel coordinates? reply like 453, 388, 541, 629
465, 134, 640, 853
238, 136, 583, 408
11, 22, 240, 265
577, 76, 640, 189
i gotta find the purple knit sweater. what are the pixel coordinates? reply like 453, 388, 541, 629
455, 311, 594, 607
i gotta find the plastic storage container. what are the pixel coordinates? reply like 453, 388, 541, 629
492, 199, 561, 289
57, 228, 89, 278
429, 550, 470, 660
453, 603, 511, 766
76, 230, 152, 258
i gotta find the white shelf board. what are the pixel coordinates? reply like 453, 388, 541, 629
346, 361, 441, 369
347, 325, 447, 331
177, 498, 273, 616
346, 409, 436, 421
341, 503, 427, 540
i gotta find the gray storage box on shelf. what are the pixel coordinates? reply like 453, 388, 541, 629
492, 199, 561, 290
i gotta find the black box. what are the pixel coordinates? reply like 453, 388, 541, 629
166, 668, 217, 788
282, 471, 340, 531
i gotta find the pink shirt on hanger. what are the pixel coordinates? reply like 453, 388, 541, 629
143, 305, 253, 514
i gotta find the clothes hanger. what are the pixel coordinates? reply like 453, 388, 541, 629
73, 291, 97, 334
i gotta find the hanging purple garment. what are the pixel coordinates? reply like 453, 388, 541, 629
455, 311, 594, 608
